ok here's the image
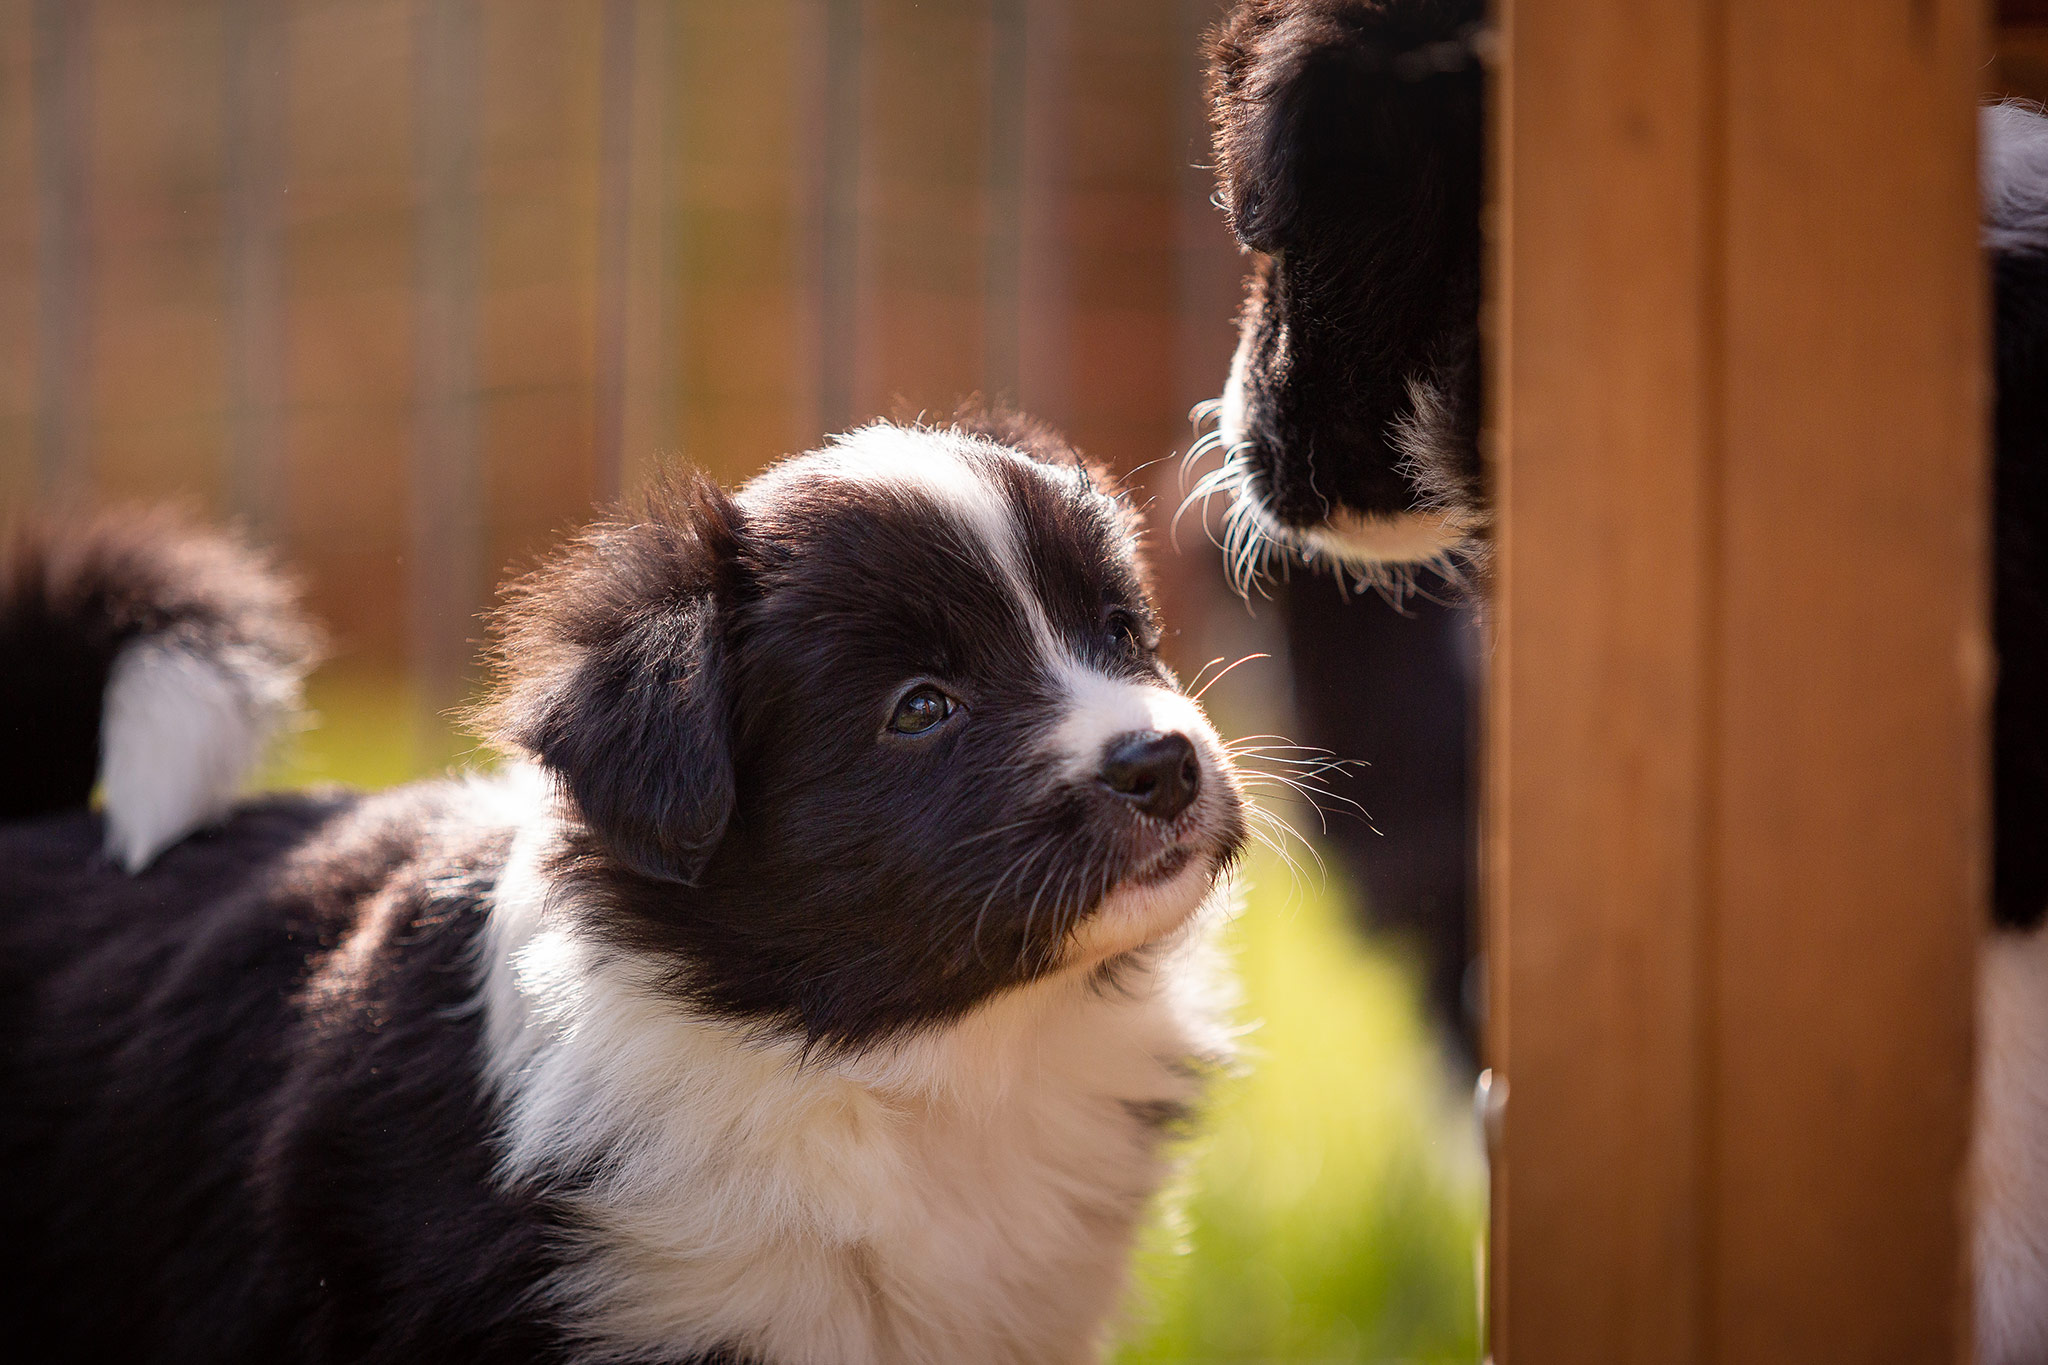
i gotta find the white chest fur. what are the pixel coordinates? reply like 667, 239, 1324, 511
478, 816, 1234, 1365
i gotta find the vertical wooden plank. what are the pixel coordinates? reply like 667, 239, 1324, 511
32, 0, 92, 496
1170, 0, 1271, 714
0, 3, 39, 502
594, 0, 678, 502
815, 0, 862, 434
1711, 2, 1983, 1358
1491, 2, 1986, 1362
1488, 1, 1714, 1359
1015, 0, 1068, 430
410, 0, 482, 713
679, 0, 808, 482
593, 0, 637, 504
985, 0, 1025, 407
224, 0, 289, 533
1060, 0, 1185, 471
282, 0, 415, 668
93, 0, 232, 507
856, 0, 992, 421
630, 0, 680, 485
473, 1, 603, 578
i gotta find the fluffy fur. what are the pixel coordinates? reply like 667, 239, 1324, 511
0, 419, 1248, 1364
0, 508, 316, 866
1198, 0, 1488, 585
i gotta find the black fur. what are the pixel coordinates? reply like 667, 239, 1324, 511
1208, 0, 1487, 533
1992, 120, 2048, 929
1206, 0, 1487, 1045
481, 475, 742, 887
0, 789, 579, 1363
1277, 580, 1478, 1049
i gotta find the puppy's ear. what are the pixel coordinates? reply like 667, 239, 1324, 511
478, 472, 742, 884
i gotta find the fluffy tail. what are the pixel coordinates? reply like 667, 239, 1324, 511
0, 509, 319, 871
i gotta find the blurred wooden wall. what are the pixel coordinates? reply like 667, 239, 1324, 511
2001, 0, 2048, 100
1, 0, 1247, 701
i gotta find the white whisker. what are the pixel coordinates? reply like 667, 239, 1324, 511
1190, 652, 1271, 702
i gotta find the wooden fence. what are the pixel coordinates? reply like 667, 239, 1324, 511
1, 0, 1247, 703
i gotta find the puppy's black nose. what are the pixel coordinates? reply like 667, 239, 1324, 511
1098, 731, 1200, 822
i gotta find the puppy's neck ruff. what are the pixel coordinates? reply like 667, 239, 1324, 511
477, 779, 1235, 1365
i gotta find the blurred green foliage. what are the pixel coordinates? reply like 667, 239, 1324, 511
271, 669, 1485, 1365
1115, 854, 1484, 1364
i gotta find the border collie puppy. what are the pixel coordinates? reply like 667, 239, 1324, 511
0, 418, 1247, 1365
1202, 1, 2048, 1354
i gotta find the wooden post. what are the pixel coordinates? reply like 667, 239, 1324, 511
224, 0, 290, 535
32, 0, 93, 498
1487, 2, 1988, 1362
410, 0, 482, 721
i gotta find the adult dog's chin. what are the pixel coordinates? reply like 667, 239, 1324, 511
1061, 847, 1226, 971
1207, 351, 1485, 585
1295, 506, 1474, 570
1229, 481, 1478, 588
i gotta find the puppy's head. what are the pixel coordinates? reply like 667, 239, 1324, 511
482, 419, 1246, 1049
1203, 0, 1488, 583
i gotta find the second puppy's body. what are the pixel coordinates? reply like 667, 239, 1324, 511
2, 420, 1245, 1364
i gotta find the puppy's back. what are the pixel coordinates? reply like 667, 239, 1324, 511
0, 782, 568, 1363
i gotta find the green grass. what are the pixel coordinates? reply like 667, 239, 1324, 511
1113, 859, 1485, 1364
275, 670, 1486, 1364
264, 668, 482, 792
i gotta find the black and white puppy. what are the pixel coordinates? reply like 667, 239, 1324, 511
0, 418, 1248, 1365
1203, 0, 2048, 1355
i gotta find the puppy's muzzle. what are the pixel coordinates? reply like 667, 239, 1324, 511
1096, 730, 1200, 823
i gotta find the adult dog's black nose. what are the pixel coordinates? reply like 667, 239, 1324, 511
1098, 731, 1200, 822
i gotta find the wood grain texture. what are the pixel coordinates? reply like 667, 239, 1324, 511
1487, 1, 1715, 1358
1712, 2, 1983, 1356
1489, 1, 1987, 1361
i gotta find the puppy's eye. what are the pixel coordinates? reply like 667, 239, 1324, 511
886, 685, 957, 737
1104, 607, 1150, 654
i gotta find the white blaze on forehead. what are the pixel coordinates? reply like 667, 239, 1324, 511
796, 423, 1065, 649
813, 425, 1023, 566
1052, 661, 1219, 780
